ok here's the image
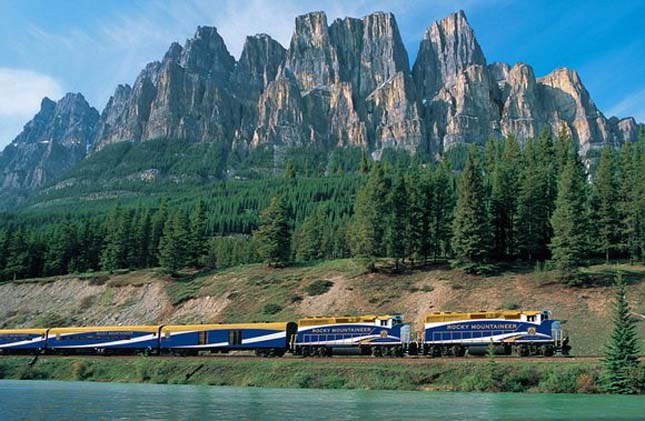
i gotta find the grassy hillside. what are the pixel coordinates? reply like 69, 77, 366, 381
0, 259, 643, 356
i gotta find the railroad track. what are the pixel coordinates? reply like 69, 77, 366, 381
4, 354, 635, 363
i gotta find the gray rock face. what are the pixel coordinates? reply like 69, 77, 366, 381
253, 11, 419, 152
0, 94, 98, 189
413, 10, 486, 99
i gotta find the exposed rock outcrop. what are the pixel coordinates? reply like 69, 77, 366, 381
0, 94, 98, 189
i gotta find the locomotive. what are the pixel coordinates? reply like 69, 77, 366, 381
0, 310, 569, 357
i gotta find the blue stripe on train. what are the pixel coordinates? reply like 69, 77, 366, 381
0, 334, 47, 350
160, 328, 286, 350
47, 330, 158, 349
296, 323, 404, 346
424, 320, 556, 344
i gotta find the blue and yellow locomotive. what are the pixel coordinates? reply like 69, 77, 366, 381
423, 310, 569, 357
293, 314, 411, 357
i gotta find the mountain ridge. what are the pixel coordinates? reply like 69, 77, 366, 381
0, 9, 641, 191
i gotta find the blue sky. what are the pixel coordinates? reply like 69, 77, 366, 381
0, 0, 643, 149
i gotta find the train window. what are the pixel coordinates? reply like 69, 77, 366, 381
164, 331, 171, 339
527, 315, 536, 322
198, 331, 208, 345
228, 330, 242, 345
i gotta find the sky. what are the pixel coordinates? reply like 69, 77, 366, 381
0, 0, 643, 149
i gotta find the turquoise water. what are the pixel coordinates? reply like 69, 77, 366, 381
0, 380, 643, 420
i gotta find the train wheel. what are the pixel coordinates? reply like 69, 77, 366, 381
543, 345, 555, 357
454, 346, 466, 357
372, 347, 383, 358
518, 345, 530, 357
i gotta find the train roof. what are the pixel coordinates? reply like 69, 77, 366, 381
48, 326, 161, 333
298, 315, 394, 326
161, 322, 289, 332
425, 310, 542, 323
0, 328, 48, 334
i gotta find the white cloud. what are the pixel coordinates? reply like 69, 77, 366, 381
606, 88, 645, 122
0, 68, 64, 149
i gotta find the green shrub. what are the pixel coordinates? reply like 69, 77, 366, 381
305, 280, 334, 296
263, 303, 282, 315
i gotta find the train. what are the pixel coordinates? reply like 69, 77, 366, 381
0, 310, 570, 357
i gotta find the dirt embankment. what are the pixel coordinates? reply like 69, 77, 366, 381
0, 261, 643, 356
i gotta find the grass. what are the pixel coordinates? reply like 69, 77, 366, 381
0, 356, 631, 394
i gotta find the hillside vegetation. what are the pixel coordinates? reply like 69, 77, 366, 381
1, 260, 643, 356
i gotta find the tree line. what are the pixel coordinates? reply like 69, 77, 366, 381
0, 130, 643, 282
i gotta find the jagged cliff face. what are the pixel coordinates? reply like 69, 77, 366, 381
0, 94, 98, 189
1, 9, 640, 191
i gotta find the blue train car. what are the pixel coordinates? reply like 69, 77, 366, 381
0, 329, 49, 354
160, 322, 297, 356
47, 326, 162, 354
294, 314, 411, 357
423, 310, 569, 356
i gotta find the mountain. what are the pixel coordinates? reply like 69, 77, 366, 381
0, 10, 641, 192
0, 93, 98, 190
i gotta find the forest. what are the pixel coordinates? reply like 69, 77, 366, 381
0, 129, 643, 285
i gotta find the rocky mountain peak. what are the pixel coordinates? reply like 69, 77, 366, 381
413, 10, 486, 99
286, 11, 338, 92
0, 93, 98, 190
179, 26, 235, 79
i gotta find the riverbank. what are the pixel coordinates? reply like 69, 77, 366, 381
0, 356, 610, 393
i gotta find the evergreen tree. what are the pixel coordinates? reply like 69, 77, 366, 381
359, 151, 370, 174
432, 160, 454, 261
490, 136, 521, 259
295, 205, 326, 261
517, 138, 551, 261
4, 228, 30, 281
452, 146, 492, 266
386, 170, 409, 270
602, 273, 641, 394
100, 206, 131, 272
350, 163, 390, 269
150, 200, 169, 266
188, 201, 207, 267
158, 211, 190, 274
133, 209, 152, 268
592, 148, 620, 262
254, 196, 292, 267
549, 150, 588, 283
285, 160, 296, 180
406, 167, 432, 264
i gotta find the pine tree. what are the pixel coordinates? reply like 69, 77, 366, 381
490, 136, 521, 259
406, 167, 432, 265
158, 212, 190, 274
452, 146, 492, 267
602, 273, 641, 394
350, 163, 390, 269
432, 160, 454, 261
150, 200, 169, 266
359, 151, 370, 174
592, 148, 620, 262
285, 160, 296, 180
188, 201, 207, 267
386, 170, 409, 271
4, 228, 30, 281
549, 150, 588, 283
517, 138, 551, 261
134, 210, 152, 268
254, 196, 292, 267
100, 207, 125, 273
296, 205, 326, 261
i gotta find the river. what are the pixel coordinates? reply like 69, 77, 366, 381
0, 380, 642, 420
